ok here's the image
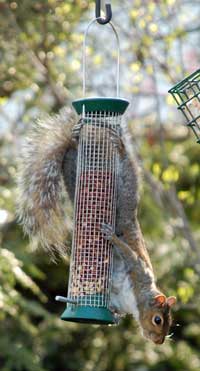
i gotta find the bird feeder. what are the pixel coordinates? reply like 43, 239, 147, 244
56, 16, 129, 324
169, 69, 200, 143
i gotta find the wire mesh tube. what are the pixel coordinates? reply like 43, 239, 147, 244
68, 110, 121, 310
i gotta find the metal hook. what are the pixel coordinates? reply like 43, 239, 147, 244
95, 0, 112, 25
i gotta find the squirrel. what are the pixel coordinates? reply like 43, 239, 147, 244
17, 106, 176, 345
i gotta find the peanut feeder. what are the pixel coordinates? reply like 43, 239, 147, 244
60, 98, 128, 324
56, 14, 129, 324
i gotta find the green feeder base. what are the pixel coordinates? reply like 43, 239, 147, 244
61, 305, 116, 325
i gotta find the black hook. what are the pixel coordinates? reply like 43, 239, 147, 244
95, 0, 112, 25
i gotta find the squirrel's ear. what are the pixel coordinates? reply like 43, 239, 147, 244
154, 294, 166, 306
167, 296, 176, 307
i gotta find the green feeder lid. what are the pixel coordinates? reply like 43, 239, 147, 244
72, 97, 129, 115
61, 304, 116, 325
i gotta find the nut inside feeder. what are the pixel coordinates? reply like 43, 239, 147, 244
169, 69, 200, 143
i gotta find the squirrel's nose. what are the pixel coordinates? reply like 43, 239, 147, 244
154, 336, 165, 345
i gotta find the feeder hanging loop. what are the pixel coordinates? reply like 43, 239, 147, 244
83, 18, 120, 97
95, 0, 112, 25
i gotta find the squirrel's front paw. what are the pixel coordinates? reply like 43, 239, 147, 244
109, 129, 125, 157
101, 223, 115, 241
72, 119, 83, 140
109, 306, 122, 324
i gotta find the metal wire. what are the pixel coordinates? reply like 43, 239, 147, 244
82, 18, 120, 97
169, 69, 200, 142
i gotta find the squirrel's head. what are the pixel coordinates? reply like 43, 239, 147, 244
139, 294, 176, 344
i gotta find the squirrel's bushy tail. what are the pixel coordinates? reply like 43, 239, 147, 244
16, 107, 77, 257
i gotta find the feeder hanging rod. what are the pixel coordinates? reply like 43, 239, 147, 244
95, 0, 112, 24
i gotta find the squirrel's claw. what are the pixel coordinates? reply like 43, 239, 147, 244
71, 119, 83, 140
101, 223, 115, 241
109, 130, 125, 157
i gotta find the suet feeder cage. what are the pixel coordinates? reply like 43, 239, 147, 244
56, 14, 129, 324
169, 69, 200, 143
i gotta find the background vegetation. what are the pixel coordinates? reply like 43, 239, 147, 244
0, 1, 200, 370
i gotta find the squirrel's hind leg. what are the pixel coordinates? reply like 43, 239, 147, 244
114, 147, 153, 268
115, 152, 139, 236
62, 147, 77, 203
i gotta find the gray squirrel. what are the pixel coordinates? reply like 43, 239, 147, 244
17, 107, 176, 344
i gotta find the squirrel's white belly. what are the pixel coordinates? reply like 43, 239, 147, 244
110, 249, 139, 321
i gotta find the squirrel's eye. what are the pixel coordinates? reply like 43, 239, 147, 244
152, 315, 163, 326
